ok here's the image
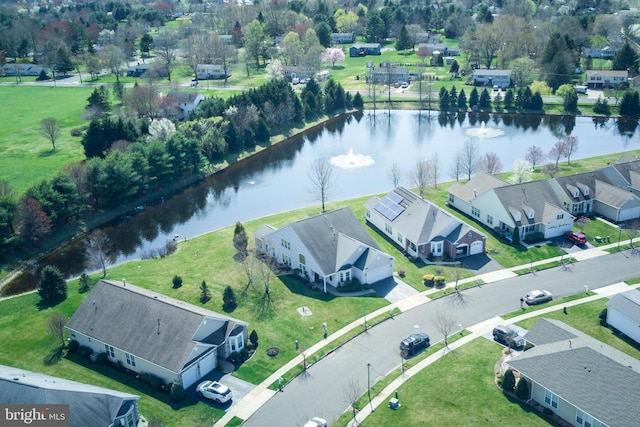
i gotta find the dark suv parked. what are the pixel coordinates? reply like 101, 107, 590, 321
492, 325, 525, 349
400, 333, 430, 357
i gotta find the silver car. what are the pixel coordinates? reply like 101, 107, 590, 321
525, 290, 553, 305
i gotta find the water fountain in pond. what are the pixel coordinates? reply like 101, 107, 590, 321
465, 121, 505, 138
330, 148, 375, 169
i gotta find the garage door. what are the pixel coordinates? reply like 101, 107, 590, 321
181, 364, 199, 388
470, 241, 484, 255
181, 349, 217, 388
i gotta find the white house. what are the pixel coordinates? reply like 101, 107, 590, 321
508, 318, 640, 427
365, 187, 486, 260
371, 66, 409, 84
472, 69, 511, 88
254, 207, 394, 293
0, 364, 140, 427
606, 289, 640, 344
195, 64, 230, 80
582, 46, 616, 59
448, 174, 574, 242
163, 91, 205, 120
586, 70, 628, 89
2, 63, 49, 77
66, 280, 248, 389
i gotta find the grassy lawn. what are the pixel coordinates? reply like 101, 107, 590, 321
352, 338, 550, 427
516, 298, 640, 359
0, 85, 93, 194
501, 291, 596, 320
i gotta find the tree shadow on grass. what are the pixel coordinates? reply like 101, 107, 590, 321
43, 345, 64, 366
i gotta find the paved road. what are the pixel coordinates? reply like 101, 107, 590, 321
242, 250, 639, 427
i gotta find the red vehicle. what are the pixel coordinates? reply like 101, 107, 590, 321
565, 231, 587, 245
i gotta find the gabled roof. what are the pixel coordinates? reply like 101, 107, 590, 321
0, 364, 139, 427
595, 179, 637, 208
611, 158, 640, 184
606, 289, 640, 324
473, 69, 512, 77
275, 207, 388, 276
366, 187, 485, 245
586, 69, 628, 77
448, 171, 509, 202
67, 280, 246, 373
492, 180, 568, 224
509, 319, 640, 427
166, 91, 203, 104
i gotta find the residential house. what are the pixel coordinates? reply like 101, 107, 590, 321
606, 289, 640, 344
163, 91, 205, 120
586, 70, 628, 89
365, 187, 486, 260
472, 69, 512, 88
331, 32, 354, 44
507, 318, 640, 427
1, 63, 49, 77
195, 64, 230, 80
371, 66, 409, 84
254, 207, 394, 292
448, 173, 574, 242
220, 34, 233, 44
126, 63, 168, 78
611, 156, 640, 199
549, 160, 640, 222
582, 46, 616, 59
416, 43, 460, 57
349, 43, 381, 57
0, 364, 140, 427
66, 280, 248, 389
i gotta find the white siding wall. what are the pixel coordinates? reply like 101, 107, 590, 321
67, 330, 179, 386
530, 381, 580, 427
471, 192, 509, 230
542, 215, 573, 239
607, 308, 640, 344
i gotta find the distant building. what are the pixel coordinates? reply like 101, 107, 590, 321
370, 66, 409, 84
126, 63, 168, 78
331, 33, 355, 44
163, 91, 206, 120
2, 63, 49, 77
582, 46, 616, 59
195, 64, 230, 80
586, 70, 628, 89
349, 43, 381, 57
472, 69, 511, 89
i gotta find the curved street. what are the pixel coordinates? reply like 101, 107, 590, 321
217, 245, 639, 427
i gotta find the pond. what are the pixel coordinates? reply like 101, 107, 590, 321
7, 110, 640, 292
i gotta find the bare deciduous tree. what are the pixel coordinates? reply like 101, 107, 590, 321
541, 163, 560, 178
409, 159, 430, 197
449, 151, 463, 182
623, 219, 640, 249
40, 118, 60, 151
308, 157, 335, 212
341, 377, 361, 426
563, 135, 579, 164
47, 311, 67, 348
525, 145, 544, 168
388, 162, 403, 187
548, 140, 568, 168
431, 152, 440, 189
153, 30, 179, 82
85, 230, 112, 278
478, 152, 503, 175
461, 139, 479, 180
434, 310, 457, 349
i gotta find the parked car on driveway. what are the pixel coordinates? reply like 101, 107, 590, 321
492, 325, 525, 348
400, 332, 430, 357
196, 380, 233, 404
565, 231, 587, 245
524, 290, 553, 305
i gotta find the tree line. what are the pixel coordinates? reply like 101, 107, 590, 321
0, 77, 361, 250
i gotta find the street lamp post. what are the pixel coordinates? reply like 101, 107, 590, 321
367, 363, 374, 412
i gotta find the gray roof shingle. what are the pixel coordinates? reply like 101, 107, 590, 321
0, 364, 138, 427
606, 289, 640, 324
448, 171, 508, 202
493, 180, 567, 224
67, 280, 245, 373
509, 319, 640, 427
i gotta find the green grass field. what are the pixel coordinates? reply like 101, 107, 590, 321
0, 85, 92, 194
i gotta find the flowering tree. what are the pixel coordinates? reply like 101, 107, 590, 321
265, 58, 283, 80
509, 159, 533, 184
148, 118, 176, 142
321, 48, 345, 67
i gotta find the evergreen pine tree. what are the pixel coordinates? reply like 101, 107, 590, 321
223, 285, 237, 310
502, 369, 516, 392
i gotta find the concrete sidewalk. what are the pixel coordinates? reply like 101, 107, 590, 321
213, 241, 632, 427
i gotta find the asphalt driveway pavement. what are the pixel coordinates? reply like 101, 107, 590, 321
240, 249, 640, 427
187, 368, 255, 409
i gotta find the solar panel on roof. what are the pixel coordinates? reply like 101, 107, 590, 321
374, 194, 405, 221
387, 192, 403, 204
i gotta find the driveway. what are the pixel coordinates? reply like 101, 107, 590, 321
186, 367, 255, 410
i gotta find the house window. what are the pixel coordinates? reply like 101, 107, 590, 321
282, 254, 291, 267
448, 194, 454, 203
230, 334, 244, 352
105, 344, 115, 358
524, 225, 535, 233
366, 209, 371, 218
281, 239, 291, 250
576, 409, 602, 427
556, 214, 564, 220
397, 232, 403, 243
431, 241, 443, 256
472, 207, 480, 218
125, 353, 136, 367
544, 389, 558, 409
299, 254, 306, 265
487, 215, 493, 225
385, 223, 392, 234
